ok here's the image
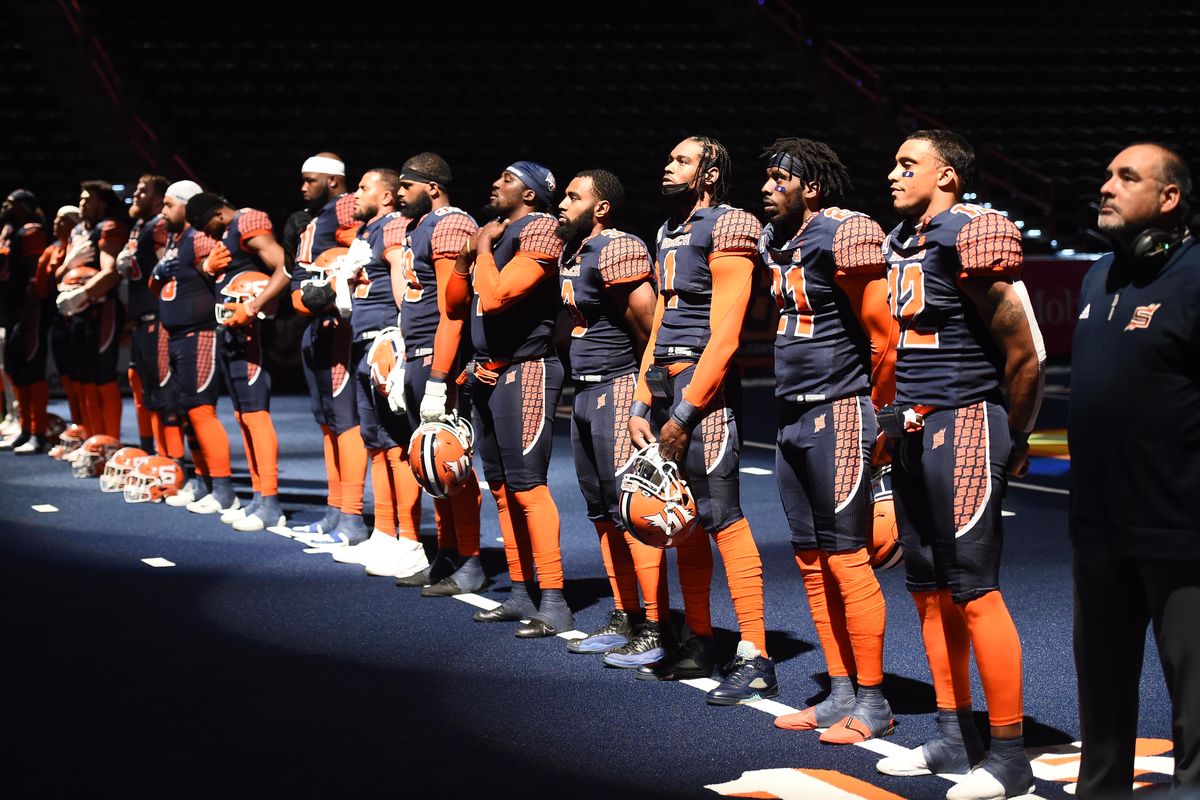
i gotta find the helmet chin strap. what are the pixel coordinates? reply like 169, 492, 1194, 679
661, 182, 692, 198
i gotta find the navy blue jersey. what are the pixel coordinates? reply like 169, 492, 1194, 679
124, 214, 168, 319
760, 208, 886, 400
399, 207, 477, 354
350, 211, 407, 340
559, 228, 653, 379
219, 208, 273, 280
653, 205, 761, 362
470, 212, 562, 362
1069, 239, 1200, 558
159, 227, 219, 335
69, 217, 127, 270
290, 193, 360, 287
882, 204, 1021, 407
0, 222, 48, 326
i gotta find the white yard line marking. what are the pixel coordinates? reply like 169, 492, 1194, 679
140, 557, 175, 568
1002, 510, 1017, 517
452, 593, 500, 611
32, 504, 59, 513
745, 440, 776, 451
1009, 481, 1069, 496
266, 526, 297, 539
740, 467, 773, 476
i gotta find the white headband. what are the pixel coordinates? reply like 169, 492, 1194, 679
166, 180, 203, 202
56, 205, 81, 218
301, 156, 345, 176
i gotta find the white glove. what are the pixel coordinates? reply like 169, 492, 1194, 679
115, 248, 136, 277
56, 286, 90, 316
386, 367, 406, 414
346, 237, 373, 266
420, 380, 448, 422
333, 273, 354, 318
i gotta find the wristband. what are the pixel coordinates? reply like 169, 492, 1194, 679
669, 399, 702, 430
629, 400, 651, 420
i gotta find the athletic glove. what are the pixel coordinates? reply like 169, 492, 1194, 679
151, 255, 179, 283
420, 379, 448, 422
386, 367, 407, 414
300, 279, 335, 312
56, 285, 90, 316
220, 302, 254, 327
115, 248, 136, 277
203, 242, 232, 276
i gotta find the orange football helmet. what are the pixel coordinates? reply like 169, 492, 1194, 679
216, 270, 277, 324
367, 327, 406, 412
57, 265, 99, 292
72, 434, 122, 478
868, 465, 903, 570
100, 446, 149, 492
52, 423, 89, 461
618, 444, 700, 549
124, 455, 186, 503
408, 413, 474, 499
45, 413, 67, 441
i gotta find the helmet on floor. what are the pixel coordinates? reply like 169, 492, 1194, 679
124, 455, 186, 503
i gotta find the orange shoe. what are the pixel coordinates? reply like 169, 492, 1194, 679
819, 713, 896, 745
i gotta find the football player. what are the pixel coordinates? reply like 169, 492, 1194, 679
150, 180, 237, 515
287, 153, 368, 545
757, 138, 898, 742
444, 161, 572, 637
56, 180, 128, 440
188, 192, 289, 531
394, 152, 487, 595
119, 174, 172, 456
0, 189, 49, 452
875, 130, 1044, 800
554, 169, 669, 665
627, 136, 775, 705
43, 206, 83, 436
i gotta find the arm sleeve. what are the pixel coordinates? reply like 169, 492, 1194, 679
836, 273, 898, 409
474, 251, 554, 313
679, 253, 756, 410
955, 211, 1023, 280
599, 236, 653, 286
431, 255, 467, 375
443, 266, 471, 320
633, 290, 668, 407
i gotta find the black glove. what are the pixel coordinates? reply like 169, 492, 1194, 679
300, 280, 335, 312
151, 255, 180, 283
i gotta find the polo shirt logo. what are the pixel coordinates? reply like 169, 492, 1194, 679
1125, 303, 1162, 331
1078, 303, 1090, 320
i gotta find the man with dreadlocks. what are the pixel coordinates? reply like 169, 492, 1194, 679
756, 137, 899, 743
628, 136, 775, 705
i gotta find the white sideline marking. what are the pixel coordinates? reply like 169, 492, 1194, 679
266, 526, 297, 539
141, 557, 175, 568
32, 504, 58, 513
740, 467, 773, 476
1002, 510, 1016, 517
1009, 481, 1069, 496
302, 547, 335, 555
745, 440, 775, 451
452, 593, 500, 611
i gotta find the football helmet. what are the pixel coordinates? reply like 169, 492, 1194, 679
408, 413, 474, 499
215, 270, 276, 324
868, 465, 903, 570
124, 455, 186, 503
367, 327, 406, 413
100, 446, 149, 492
52, 423, 89, 461
45, 413, 67, 441
57, 265, 99, 292
618, 444, 700, 549
72, 434, 122, 478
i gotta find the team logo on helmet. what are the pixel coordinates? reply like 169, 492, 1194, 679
618, 444, 700, 549
408, 413, 474, 499
100, 446, 149, 492
367, 327, 406, 407
124, 456, 185, 503
216, 269, 275, 324
868, 466, 903, 570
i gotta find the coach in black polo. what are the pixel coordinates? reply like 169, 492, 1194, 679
1069, 142, 1198, 798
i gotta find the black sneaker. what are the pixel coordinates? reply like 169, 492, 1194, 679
635, 633, 717, 681
603, 620, 668, 668
704, 640, 779, 705
566, 608, 634, 654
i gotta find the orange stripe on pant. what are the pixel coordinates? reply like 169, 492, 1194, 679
186, 404, 230, 478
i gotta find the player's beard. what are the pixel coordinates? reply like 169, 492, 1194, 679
307, 187, 332, 214
166, 217, 185, 233
479, 199, 505, 221
399, 192, 433, 221
555, 208, 594, 245
129, 203, 141, 220
353, 202, 378, 223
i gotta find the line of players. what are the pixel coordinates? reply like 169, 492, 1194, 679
0, 128, 1045, 800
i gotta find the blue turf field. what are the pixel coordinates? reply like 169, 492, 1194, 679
0, 385, 1176, 798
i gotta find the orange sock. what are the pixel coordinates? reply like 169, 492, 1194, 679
714, 517, 767, 655
825, 548, 887, 686
493, 484, 534, 583
512, 485, 563, 590
320, 425, 342, 509
370, 449, 397, 536
675, 525, 714, 638
128, 367, 152, 442
187, 404, 230, 478
15, 383, 31, 431
962, 591, 1024, 728
386, 446, 422, 541
234, 411, 261, 494
913, 589, 974, 710
242, 410, 278, 496
596, 520, 640, 612
336, 427, 366, 516
61, 376, 83, 426
452, 471, 482, 557
29, 380, 49, 436
625, 531, 669, 623
98, 381, 122, 439
797, 549, 856, 678
80, 382, 102, 436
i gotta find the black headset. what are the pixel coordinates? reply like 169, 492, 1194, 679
1130, 226, 1190, 262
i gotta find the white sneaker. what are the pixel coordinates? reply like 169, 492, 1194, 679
362, 536, 429, 578
13, 436, 45, 455
878, 746, 940, 777
945, 765, 1035, 800
232, 512, 285, 532
187, 494, 239, 515
165, 482, 198, 507
220, 503, 249, 524
331, 529, 389, 564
